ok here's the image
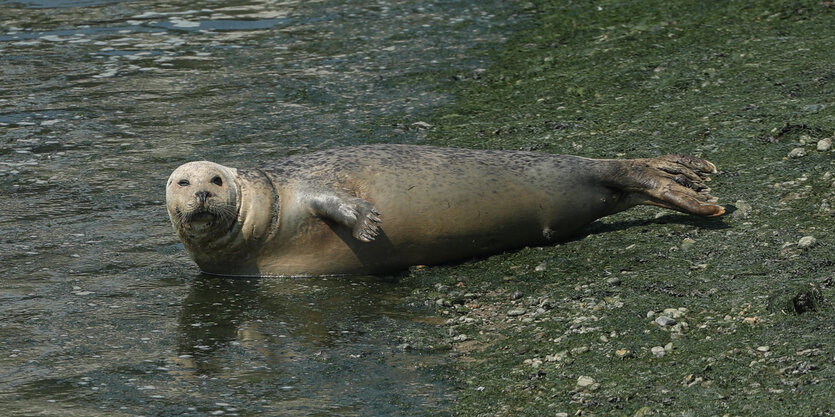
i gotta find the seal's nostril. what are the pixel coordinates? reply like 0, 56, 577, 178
195, 191, 211, 201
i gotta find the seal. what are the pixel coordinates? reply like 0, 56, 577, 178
166, 144, 724, 277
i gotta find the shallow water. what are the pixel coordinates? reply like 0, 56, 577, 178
0, 0, 515, 414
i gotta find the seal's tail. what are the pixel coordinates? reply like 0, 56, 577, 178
625, 155, 725, 217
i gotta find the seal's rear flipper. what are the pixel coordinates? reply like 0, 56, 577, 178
626, 155, 725, 217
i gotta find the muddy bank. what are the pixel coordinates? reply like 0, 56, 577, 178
396, 0, 835, 415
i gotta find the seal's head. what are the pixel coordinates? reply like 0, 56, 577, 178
166, 161, 239, 236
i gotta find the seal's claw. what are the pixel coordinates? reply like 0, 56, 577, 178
629, 155, 725, 217
351, 201, 383, 243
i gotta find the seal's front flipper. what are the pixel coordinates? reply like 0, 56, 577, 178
625, 155, 725, 217
308, 194, 382, 242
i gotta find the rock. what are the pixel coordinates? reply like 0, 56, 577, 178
788, 147, 807, 158
655, 316, 677, 327
511, 291, 524, 300
615, 348, 632, 358
570, 346, 590, 355
662, 307, 687, 319
534, 261, 548, 272
767, 282, 826, 315
732, 200, 753, 218
651, 346, 666, 357
817, 138, 832, 151
606, 277, 622, 285
576, 375, 598, 390
411, 121, 433, 130
634, 406, 653, 417
797, 236, 816, 248
757, 346, 770, 352
545, 351, 567, 362
506, 308, 527, 317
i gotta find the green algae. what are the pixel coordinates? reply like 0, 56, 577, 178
398, 0, 835, 415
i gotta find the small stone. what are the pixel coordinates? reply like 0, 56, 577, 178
681, 238, 696, 250
651, 346, 666, 357
788, 147, 807, 158
527, 358, 543, 368
768, 283, 826, 315
511, 291, 524, 300
534, 262, 548, 272
634, 406, 653, 417
606, 277, 622, 285
732, 200, 753, 218
757, 346, 770, 352
576, 375, 596, 388
817, 138, 832, 151
615, 348, 631, 358
797, 236, 816, 248
507, 308, 527, 317
655, 316, 677, 326
662, 308, 686, 319
570, 345, 590, 355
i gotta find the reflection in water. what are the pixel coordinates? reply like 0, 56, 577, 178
1, 0, 515, 415
171, 276, 449, 415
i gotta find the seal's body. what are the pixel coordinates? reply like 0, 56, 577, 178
166, 145, 724, 277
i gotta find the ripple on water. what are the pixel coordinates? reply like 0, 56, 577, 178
1, 0, 516, 414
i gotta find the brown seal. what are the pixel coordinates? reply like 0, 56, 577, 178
165, 144, 724, 277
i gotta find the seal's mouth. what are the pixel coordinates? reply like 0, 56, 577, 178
190, 211, 213, 221
173, 203, 236, 230
174, 207, 214, 227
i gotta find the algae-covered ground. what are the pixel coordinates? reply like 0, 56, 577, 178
397, 0, 834, 415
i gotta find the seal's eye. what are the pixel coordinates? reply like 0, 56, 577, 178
178, 179, 190, 187
211, 176, 223, 186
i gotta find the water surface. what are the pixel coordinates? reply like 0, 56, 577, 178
0, 0, 516, 414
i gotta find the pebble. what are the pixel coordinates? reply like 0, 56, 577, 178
757, 346, 770, 352
797, 236, 816, 248
545, 351, 567, 362
663, 307, 688, 319
506, 308, 527, 317
651, 346, 666, 357
655, 316, 677, 327
570, 346, 590, 355
788, 147, 807, 158
732, 199, 753, 218
817, 138, 832, 151
576, 375, 597, 389
606, 277, 622, 285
